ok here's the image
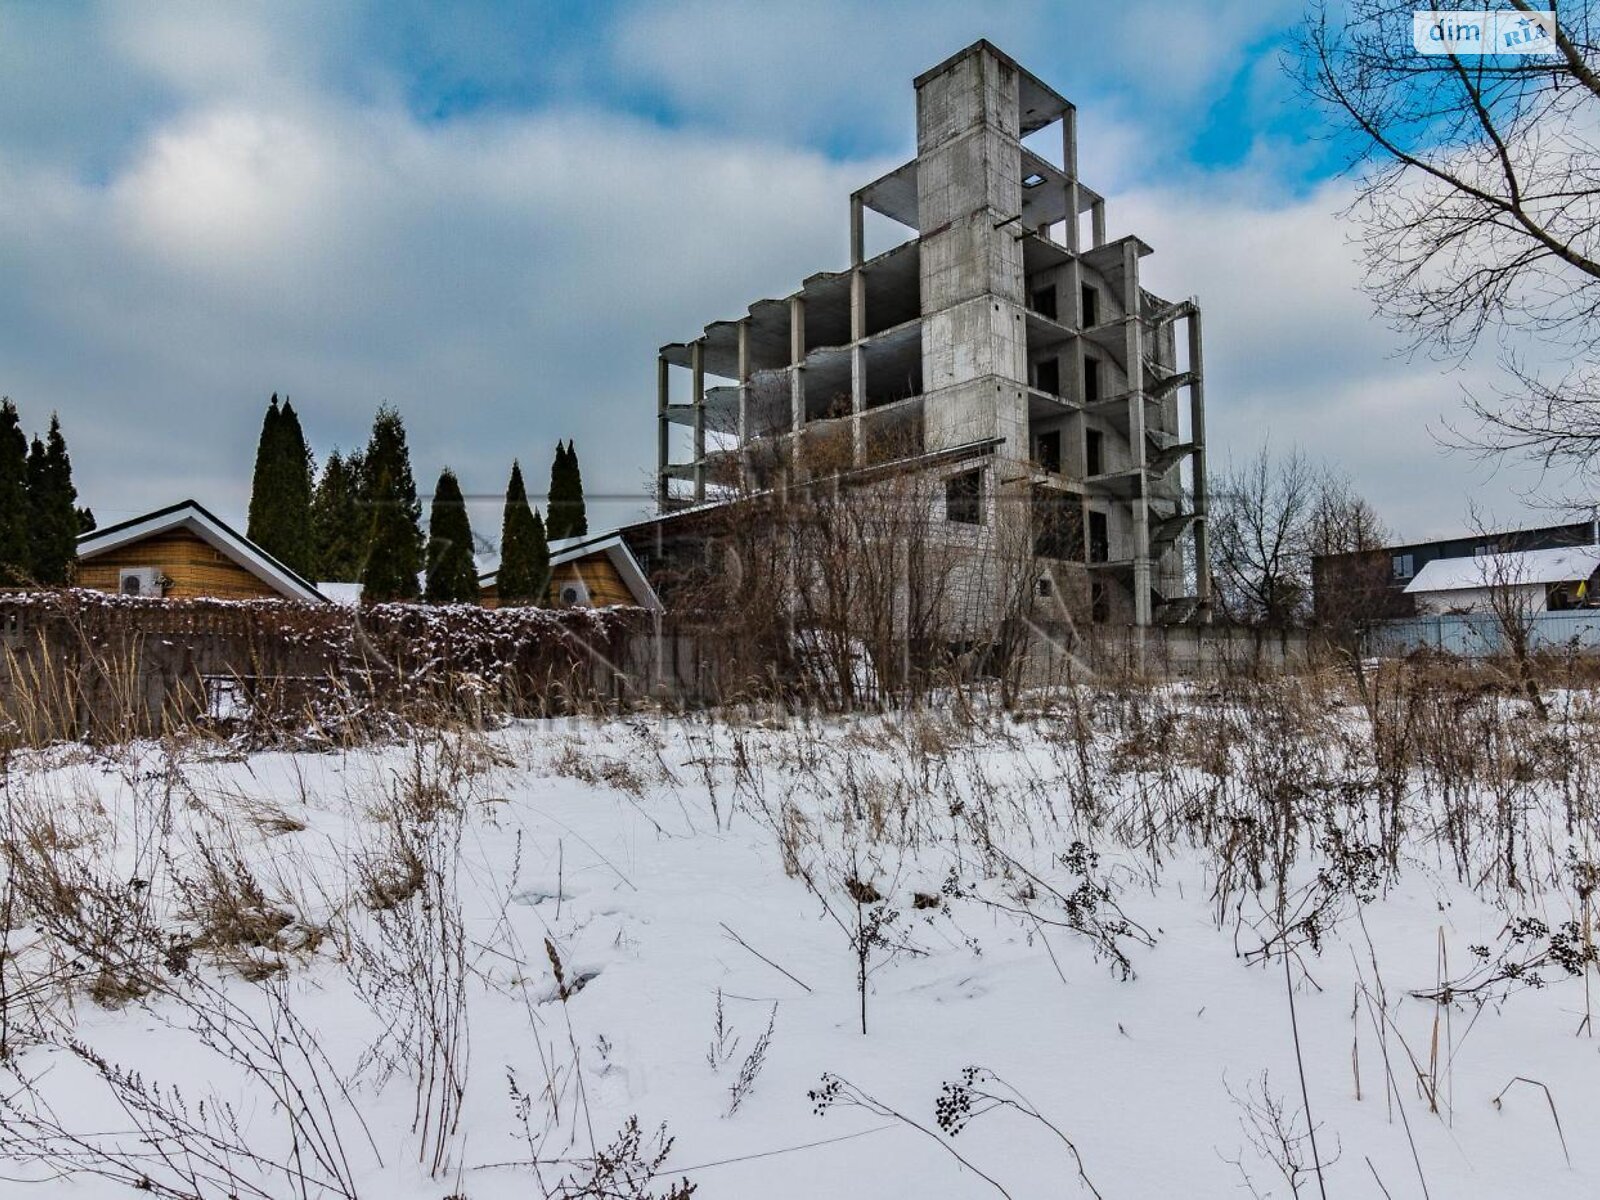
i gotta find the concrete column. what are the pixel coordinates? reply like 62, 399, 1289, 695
850, 194, 865, 267
1188, 304, 1211, 616
851, 264, 866, 465
1063, 109, 1080, 254
656, 353, 669, 508
691, 339, 706, 502
789, 296, 805, 473
1124, 241, 1151, 627
1091, 199, 1106, 249
737, 319, 751, 490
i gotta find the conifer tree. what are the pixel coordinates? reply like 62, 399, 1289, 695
358, 406, 422, 602
245, 394, 315, 577
545, 442, 567, 543
496, 459, 549, 607
312, 450, 366, 581
425, 468, 480, 604
546, 439, 589, 542
361, 467, 414, 603
246, 394, 283, 547
24, 416, 80, 585
564, 439, 587, 538
0, 399, 30, 583
274, 400, 315, 576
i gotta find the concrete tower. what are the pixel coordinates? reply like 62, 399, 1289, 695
654, 41, 1210, 627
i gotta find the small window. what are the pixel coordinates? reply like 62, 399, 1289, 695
1036, 576, 1054, 598
945, 469, 983, 525
1030, 286, 1057, 320
1083, 356, 1101, 403
1085, 428, 1105, 476
1037, 430, 1062, 474
1392, 554, 1414, 580
1081, 285, 1099, 328
1034, 358, 1060, 396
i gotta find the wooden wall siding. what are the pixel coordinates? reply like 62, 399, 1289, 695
551, 558, 634, 607
481, 554, 634, 610
75, 529, 284, 601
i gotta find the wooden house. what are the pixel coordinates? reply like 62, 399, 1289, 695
479, 533, 661, 611
74, 500, 327, 604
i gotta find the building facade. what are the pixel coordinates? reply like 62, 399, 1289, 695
1314, 517, 1600, 621
653, 41, 1209, 627
75, 500, 327, 604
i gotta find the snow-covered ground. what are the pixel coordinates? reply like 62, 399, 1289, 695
2, 690, 1597, 1198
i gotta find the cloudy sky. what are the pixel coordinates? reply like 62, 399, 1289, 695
0, 0, 1575, 542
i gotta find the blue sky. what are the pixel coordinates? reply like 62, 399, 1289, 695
0, 0, 1564, 543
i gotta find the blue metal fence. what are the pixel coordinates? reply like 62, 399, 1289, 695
1367, 609, 1600, 657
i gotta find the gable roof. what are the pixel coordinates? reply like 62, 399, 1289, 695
479, 531, 662, 612
77, 499, 328, 604
1404, 544, 1600, 594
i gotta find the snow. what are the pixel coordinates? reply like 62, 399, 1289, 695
1405, 544, 1600, 593
318, 581, 364, 607
2, 702, 1598, 1198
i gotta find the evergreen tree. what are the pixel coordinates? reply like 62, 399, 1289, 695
76, 507, 96, 534
0, 400, 30, 583
425, 468, 480, 604
496, 460, 549, 607
361, 466, 416, 602
564, 439, 587, 538
274, 400, 315, 576
358, 406, 422, 602
246, 394, 283, 547
312, 450, 366, 582
245, 394, 315, 577
546, 439, 589, 542
24, 416, 79, 585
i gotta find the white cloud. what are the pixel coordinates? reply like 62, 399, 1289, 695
1119, 174, 1563, 539
102, 1, 359, 104
0, 94, 889, 531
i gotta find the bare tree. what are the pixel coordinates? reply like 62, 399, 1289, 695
1294, 1, 1600, 488
1467, 514, 1552, 720
661, 428, 979, 709
1306, 474, 1393, 702
1210, 446, 1321, 626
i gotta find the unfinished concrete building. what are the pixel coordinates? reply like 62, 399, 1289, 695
654, 41, 1210, 626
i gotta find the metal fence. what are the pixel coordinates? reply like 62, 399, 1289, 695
1366, 609, 1600, 657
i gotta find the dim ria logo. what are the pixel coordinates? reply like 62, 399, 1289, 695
1412, 9, 1557, 54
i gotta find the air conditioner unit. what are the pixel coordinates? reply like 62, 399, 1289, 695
557, 578, 590, 607
118, 567, 164, 597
